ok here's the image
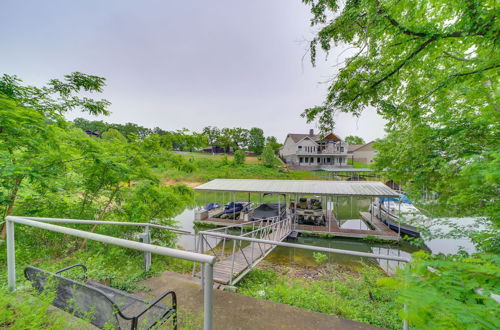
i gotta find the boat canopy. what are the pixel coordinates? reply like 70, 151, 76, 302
195, 179, 399, 197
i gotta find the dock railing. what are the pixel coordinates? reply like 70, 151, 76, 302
193, 215, 292, 285
196, 220, 411, 330
5, 216, 216, 330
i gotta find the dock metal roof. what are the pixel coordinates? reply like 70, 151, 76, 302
313, 168, 374, 173
195, 179, 398, 197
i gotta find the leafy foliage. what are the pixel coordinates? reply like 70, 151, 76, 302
300, 1, 500, 326
380, 252, 500, 329
0, 287, 72, 329
0, 72, 110, 119
261, 143, 277, 167
233, 150, 246, 165
238, 266, 401, 329
344, 136, 365, 145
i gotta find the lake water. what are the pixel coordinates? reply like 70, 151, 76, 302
172, 198, 478, 273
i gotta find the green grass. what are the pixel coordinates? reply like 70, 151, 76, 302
237, 266, 402, 329
347, 159, 371, 168
160, 153, 320, 182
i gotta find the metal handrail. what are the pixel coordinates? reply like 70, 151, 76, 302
5, 216, 215, 330
19, 216, 192, 234
202, 217, 270, 232
198, 230, 410, 263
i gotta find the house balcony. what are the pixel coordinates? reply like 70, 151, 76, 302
296, 150, 347, 156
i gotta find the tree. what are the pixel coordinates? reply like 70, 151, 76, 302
301, 1, 500, 325
233, 150, 246, 165
102, 128, 127, 144
265, 136, 282, 154
0, 72, 110, 237
228, 128, 250, 150
261, 143, 276, 167
0, 72, 110, 119
248, 127, 266, 154
344, 136, 365, 145
302, 0, 499, 220
202, 126, 221, 153
73, 118, 109, 134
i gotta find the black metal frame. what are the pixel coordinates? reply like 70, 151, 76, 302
25, 264, 177, 330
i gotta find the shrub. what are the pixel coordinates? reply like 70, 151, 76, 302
233, 150, 246, 165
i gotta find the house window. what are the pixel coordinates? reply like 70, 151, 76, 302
317, 157, 320, 163
298, 146, 302, 151
299, 157, 303, 163
340, 147, 344, 152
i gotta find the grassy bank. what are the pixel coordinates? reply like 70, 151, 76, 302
237, 264, 402, 329
160, 152, 319, 182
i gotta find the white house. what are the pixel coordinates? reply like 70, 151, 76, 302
279, 129, 350, 169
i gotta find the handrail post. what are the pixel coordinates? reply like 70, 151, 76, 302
221, 228, 227, 258
7, 219, 16, 291
229, 239, 237, 284
204, 262, 214, 330
200, 234, 205, 289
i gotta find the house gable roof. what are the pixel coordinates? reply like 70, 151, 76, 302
287, 132, 342, 144
348, 141, 375, 153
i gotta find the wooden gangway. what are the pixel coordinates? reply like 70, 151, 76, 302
193, 216, 292, 285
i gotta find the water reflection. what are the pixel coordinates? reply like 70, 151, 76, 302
265, 236, 419, 274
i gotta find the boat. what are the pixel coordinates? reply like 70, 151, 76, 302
223, 201, 249, 214
204, 202, 220, 211
251, 203, 286, 221
369, 195, 426, 237
295, 197, 325, 226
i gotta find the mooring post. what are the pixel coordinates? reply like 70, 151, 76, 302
7, 219, 16, 291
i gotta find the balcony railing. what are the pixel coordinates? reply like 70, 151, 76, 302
296, 150, 347, 155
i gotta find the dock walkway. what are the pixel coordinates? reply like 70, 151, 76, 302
196, 216, 292, 285
209, 229, 288, 285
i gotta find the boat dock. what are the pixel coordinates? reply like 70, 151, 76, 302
196, 215, 398, 241
192, 179, 401, 285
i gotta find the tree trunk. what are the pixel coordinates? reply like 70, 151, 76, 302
79, 184, 121, 250
0, 177, 23, 239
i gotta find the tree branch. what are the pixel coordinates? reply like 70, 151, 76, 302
371, 37, 436, 89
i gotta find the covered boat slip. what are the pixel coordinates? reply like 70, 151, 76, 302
194, 179, 400, 241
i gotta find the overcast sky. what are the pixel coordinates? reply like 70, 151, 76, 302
1, 0, 386, 142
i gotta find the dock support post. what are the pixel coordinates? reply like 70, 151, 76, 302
204, 262, 214, 330
350, 196, 353, 218
398, 201, 401, 237
7, 219, 16, 291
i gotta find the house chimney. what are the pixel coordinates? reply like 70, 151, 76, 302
309, 129, 314, 136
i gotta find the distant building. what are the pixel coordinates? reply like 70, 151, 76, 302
202, 146, 233, 154
84, 130, 101, 138
279, 129, 350, 169
348, 141, 377, 164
